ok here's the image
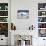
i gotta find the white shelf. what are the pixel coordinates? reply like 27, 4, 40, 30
38, 28, 46, 29
38, 10, 46, 11
0, 10, 8, 11
38, 22, 46, 23
0, 22, 8, 23
38, 16, 46, 17
0, 16, 8, 17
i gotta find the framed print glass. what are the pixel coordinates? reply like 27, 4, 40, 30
17, 10, 29, 19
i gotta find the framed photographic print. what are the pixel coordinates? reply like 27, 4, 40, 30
17, 10, 29, 19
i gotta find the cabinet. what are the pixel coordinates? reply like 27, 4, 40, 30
38, 37, 46, 46
0, 0, 11, 45
0, 3, 8, 37
0, 35, 8, 45
38, 3, 46, 37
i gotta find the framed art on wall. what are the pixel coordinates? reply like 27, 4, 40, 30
17, 10, 29, 19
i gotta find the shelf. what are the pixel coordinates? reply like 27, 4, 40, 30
38, 15, 46, 17
0, 10, 8, 11
38, 28, 46, 29
0, 22, 8, 23
0, 3, 8, 37
38, 22, 46, 23
38, 3, 46, 37
38, 10, 46, 11
0, 16, 8, 17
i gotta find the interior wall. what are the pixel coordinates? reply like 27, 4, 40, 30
0, 0, 8, 3
11, 0, 38, 30
11, 0, 46, 46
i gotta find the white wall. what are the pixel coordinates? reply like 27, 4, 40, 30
0, 0, 8, 3
11, 0, 46, 46
11, 0, 46, 29
11, 0, 38, 30
11, 0, 38, 45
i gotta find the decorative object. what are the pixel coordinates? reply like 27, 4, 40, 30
0, 11, 8, 16
0, 3, 8, 10
38, 23, 46, 28
0, 23, 8, 30
15, 35, 32, 46
21, 40, 25, 46
0, 17, 8, 22
40, 8, 44, 10
39, 29, 46, 37
11, 23, 16, 30
38, 3, 46, 10
29, 25, 35, 30
0, 23, 8, 37
38, 11, 46, 16
38, 17, 46, 22
17, 10, 29, 19
5, 6, 8, 10
42, 12, 45, 15
0, 6, 1, 10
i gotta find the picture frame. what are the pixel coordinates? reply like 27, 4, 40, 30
17, 10, 29, 19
